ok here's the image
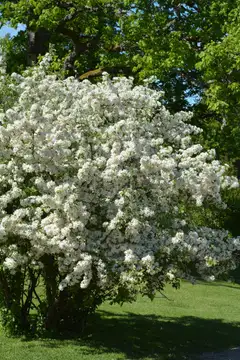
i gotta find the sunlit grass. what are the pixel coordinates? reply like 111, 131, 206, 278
0, 281, 240, 360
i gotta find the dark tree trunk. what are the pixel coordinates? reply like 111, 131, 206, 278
45, 289, 88, 334
27, 28, 51, 65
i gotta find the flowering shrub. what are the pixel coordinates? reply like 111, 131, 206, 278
0, 58, 239, 333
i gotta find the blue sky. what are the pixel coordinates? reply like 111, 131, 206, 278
0, 24, 25, 38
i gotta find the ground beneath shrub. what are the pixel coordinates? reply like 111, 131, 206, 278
1, 281, 240, 360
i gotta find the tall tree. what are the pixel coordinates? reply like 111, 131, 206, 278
0, 1, 237, 110
196, 1, 240, 238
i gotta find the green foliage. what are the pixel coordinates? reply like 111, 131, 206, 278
0, 32, 28, 74
0, 1, 237, 110
197, 7, 240, 162
195, 2, 240, 240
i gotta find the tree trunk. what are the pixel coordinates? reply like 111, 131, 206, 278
45, 289, 88, 334
27, 28, 51, 65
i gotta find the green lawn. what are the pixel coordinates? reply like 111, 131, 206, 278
0, 281, 240, 360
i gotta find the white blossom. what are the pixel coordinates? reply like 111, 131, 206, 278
0, 60, 239, 294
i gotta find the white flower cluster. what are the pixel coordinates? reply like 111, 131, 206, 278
0, 62, 239, 293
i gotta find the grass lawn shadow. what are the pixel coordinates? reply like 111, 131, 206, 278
38, 311, 240, 360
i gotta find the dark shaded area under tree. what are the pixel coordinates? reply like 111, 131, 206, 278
23, 311, 240, 360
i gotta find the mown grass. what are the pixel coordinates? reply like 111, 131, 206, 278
0, 281, 240, 360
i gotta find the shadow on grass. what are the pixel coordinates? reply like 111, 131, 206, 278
35, 311, 240, 360
198, 281, 240, 290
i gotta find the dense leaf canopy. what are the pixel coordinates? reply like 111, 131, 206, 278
0, 0, 238, 111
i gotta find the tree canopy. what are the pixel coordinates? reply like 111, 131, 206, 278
0, 0, 238, 111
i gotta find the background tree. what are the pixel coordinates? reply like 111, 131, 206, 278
195, 2, 240, 240
0, 1, 237, 110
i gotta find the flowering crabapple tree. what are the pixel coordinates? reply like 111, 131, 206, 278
0, 56, 239, 334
